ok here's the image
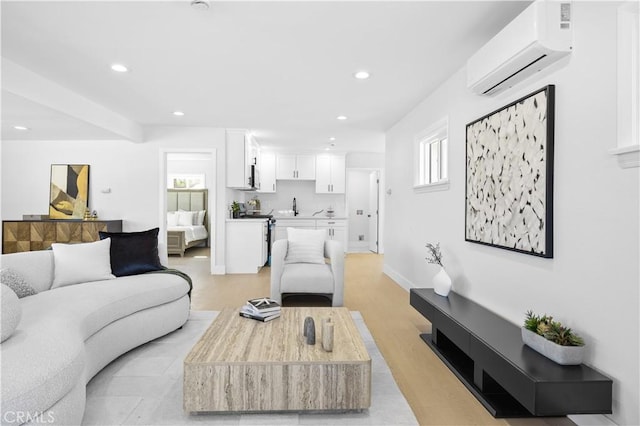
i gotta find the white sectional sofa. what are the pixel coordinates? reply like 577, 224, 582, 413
0, 244, 190, 425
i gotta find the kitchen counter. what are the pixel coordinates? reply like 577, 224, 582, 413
225, 218, 269, 223
274, 215, 347, 220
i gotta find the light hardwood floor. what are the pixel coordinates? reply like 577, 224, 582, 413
169, 249, 573, 426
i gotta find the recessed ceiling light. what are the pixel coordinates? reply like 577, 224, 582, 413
13, 125, 29, 131
191, 0, 210, 10
325, 147, 331, 151
354, 71, 371, 80
329, 137, 336, 141
110, 63, 128, 73
336, 115, 347, 121
173, 111, 185, 116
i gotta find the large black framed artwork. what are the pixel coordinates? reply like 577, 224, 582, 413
465, 85, 554, 258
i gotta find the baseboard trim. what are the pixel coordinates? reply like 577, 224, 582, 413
212, 265, 225, 275
349, 241, 368, 249
568, 414, 617, 426
382, 263, 415, 292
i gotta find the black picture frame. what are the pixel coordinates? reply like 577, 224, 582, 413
465, 85, 554, 258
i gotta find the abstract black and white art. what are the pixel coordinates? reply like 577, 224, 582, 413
465, 85, 554, 258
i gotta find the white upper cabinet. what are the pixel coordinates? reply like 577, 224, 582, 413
258, 152, 277, 193
276, 154, 316, 180
315, 154, 346, 193
226, 129, 258, 189
295, 155, 316, 180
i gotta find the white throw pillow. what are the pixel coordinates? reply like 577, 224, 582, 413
51, 238, 115, 288
167, 212, 178, 226
195, 210, 206, 225
177, 211, 194, 226
1, 284, 21, 343
285, 228, 326, 264
0, 268, 37, 298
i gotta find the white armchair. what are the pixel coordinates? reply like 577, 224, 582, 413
270, 239, 344, 307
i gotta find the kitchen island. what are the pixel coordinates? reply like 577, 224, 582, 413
225, 218, 270, 273
274, 216, 347, 251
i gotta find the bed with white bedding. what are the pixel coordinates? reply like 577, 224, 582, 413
167, 189, 208, 256
167, 225, 208, 245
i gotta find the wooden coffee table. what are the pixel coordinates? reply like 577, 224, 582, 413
183, 307, 371, 413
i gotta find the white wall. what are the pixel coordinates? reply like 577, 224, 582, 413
384, 3, 639, 425
167, 152, 212, 189
1, 126, 229, 272
346, 152, 385, 169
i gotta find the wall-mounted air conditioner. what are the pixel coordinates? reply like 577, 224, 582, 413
467, 1, 573, 96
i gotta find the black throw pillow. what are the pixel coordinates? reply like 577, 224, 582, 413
99, 228, 163, 277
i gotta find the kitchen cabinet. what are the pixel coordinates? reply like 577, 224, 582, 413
226, 129, 259, 189
276, 154, 315, 180
258, 152, 276, 193
315, 154, 346, 193
225, 219, 268, 273
274, 219, 316, 241
274, 218, 347, 252
316, 219, 347, 249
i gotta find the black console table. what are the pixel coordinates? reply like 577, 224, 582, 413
410, 288, 612, 418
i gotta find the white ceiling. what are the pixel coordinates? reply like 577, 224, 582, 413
1, 1, 529, 152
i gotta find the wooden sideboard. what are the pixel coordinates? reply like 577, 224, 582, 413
2, 220, 123, 254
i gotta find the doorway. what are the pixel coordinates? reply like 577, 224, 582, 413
346, 169, 381, 253
159, 149, 216, 274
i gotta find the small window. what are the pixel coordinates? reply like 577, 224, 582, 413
415, 118, 449, 191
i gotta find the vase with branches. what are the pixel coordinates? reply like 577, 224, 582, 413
425, 242, 451, 297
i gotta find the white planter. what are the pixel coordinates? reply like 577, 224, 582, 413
521, 328, 585, 365
433, 267, 452, 297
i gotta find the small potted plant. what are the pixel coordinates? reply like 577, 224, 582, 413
231, 201, 240, 218
522, 310, 585, 365
425, 242, 452, 297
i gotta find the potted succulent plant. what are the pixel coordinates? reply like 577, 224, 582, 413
522, 310, 585, 365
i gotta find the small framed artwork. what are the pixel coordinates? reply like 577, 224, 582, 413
167, 174, 205, 189
465, 85, 554, 258
49, 164, 90, 219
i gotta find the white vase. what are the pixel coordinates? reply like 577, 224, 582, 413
433, 267, 452, 297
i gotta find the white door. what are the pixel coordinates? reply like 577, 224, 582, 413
368, 171, 379, 253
